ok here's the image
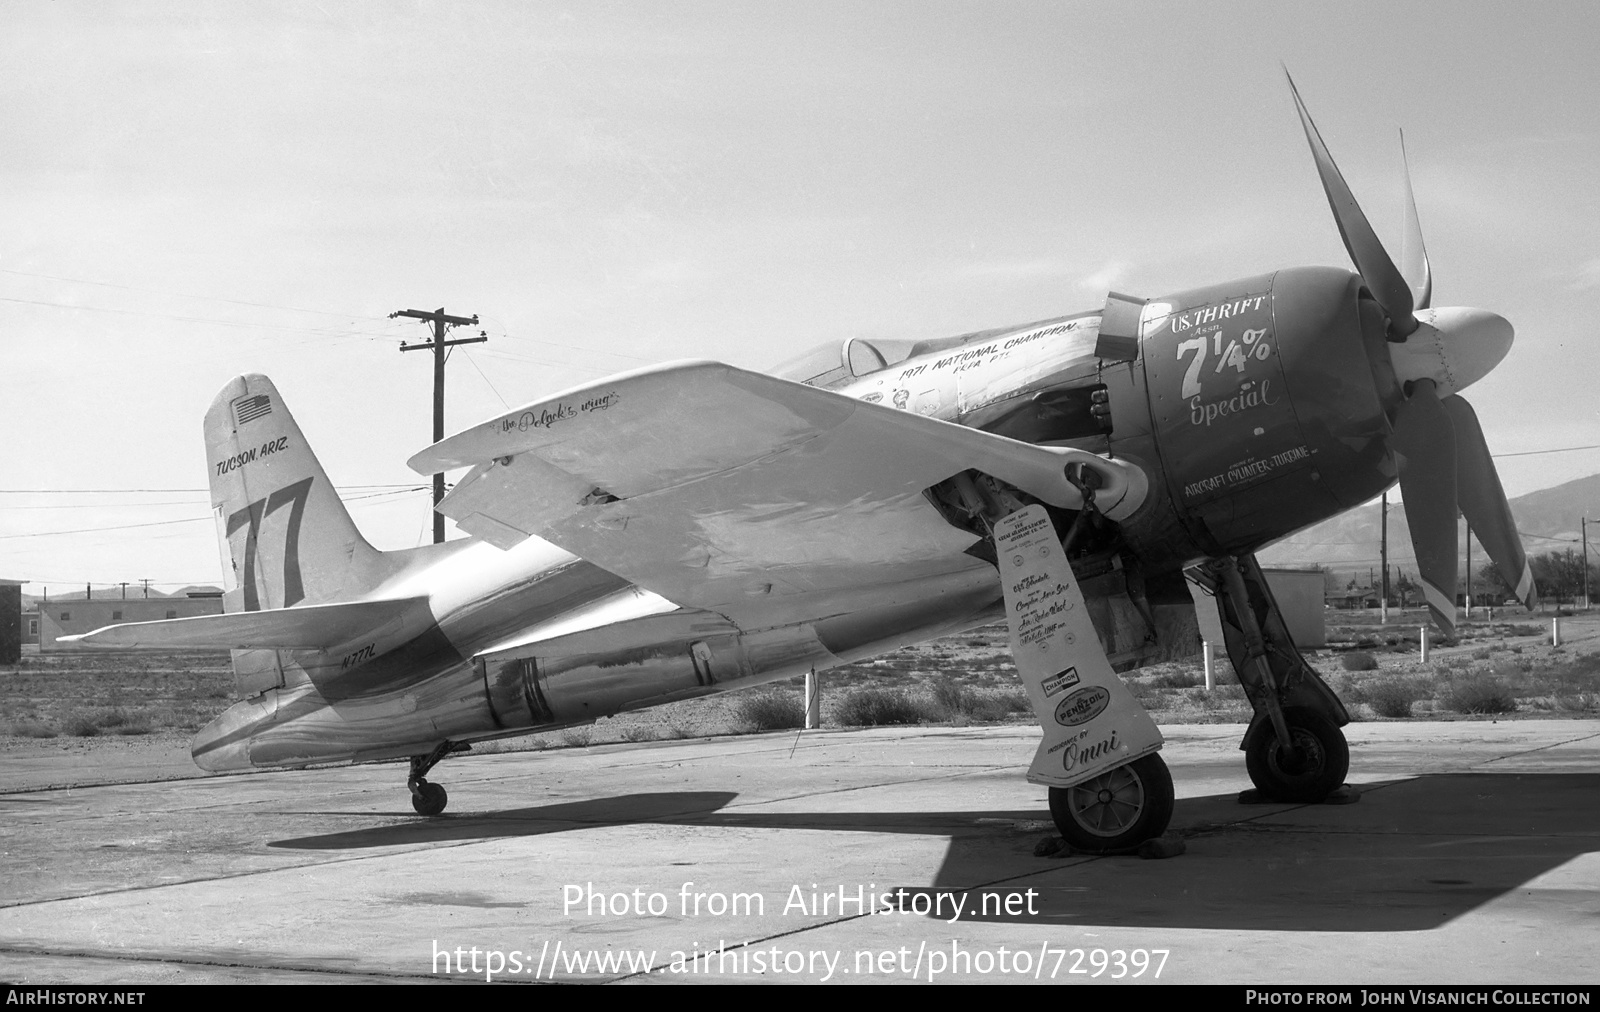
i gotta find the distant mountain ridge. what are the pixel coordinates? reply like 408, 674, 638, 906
1260, 473, 1600, 579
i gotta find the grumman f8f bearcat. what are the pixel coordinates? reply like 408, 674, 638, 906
72, 76, 1535, 853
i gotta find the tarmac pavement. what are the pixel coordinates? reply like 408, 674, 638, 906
1, 719, 1598, 984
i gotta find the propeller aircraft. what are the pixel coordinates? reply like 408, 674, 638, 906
69, 75, 1534, 854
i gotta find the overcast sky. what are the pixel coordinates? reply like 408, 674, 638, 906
4, 2, 1598, 596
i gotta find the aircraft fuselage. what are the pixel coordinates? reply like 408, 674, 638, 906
195, 264, 1416, 771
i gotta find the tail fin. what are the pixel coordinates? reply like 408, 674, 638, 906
206, 375, 383, 613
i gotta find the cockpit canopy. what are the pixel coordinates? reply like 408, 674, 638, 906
769, 338, 920, 389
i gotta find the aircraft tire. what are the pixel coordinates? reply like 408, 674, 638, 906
1049, 753, 1174, 854
1245, 707, 1349, 803
412, 781, 449, 816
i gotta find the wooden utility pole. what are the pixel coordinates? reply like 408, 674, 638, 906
1380, 492, 1389, 622
1584, 517, 1590, 610
392, 307, 485, 544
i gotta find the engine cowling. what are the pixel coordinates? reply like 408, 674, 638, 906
1134, 266, 1397, 557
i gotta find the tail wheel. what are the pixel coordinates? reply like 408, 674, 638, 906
1245, 706, 1349, 803
1049, 753, 1174, 854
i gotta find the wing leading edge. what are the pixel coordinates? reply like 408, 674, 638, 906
410, 361, 1148, 624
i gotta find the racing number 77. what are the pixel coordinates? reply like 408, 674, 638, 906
226, 476, 313, 611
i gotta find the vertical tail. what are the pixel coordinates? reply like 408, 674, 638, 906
206, 375, 383, 613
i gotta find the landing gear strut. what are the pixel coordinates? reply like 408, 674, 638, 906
408, 740, 464, 816
992, 503, 1172, 855
1193, 554, 1350, 802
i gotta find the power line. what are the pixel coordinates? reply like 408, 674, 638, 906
471, 345, 624, 378
0, 295, 402, 343
488, 328, 656, 365
1494, 443, 1600, 459
0, 517, 211, 539
1277, 527, 1580, 549
0, 488, 427, 539
4, 271, 661, 372
0, 500, 203, 511
0, 267, 397, 322
0, 484, 419, 494
460, 346, 510, 410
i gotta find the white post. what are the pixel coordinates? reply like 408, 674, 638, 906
1552, 617, 1562, 648
804, 668, 820, 729
1202, 641, 1215, 691
1419, 626, 1429, 663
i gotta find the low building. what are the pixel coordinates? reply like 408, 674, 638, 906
0, 580, 23, 664
1332, 586, 1381, 610
35, 593, 223, 651
1191, 567, 1331, 654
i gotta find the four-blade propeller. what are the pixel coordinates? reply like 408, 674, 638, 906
1286, 71, 1536, 638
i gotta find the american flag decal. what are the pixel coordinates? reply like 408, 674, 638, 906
233, 394, 272, 425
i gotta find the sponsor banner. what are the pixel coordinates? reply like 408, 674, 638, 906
993, 505, 1162, 788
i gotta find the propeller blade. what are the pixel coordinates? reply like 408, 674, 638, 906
1399, 129, 1432, 312
1443, 394, 1537, 609
1391, 379, 1458, 638
1285, 69, 1418, 336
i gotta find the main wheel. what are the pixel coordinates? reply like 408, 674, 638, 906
1049, 753, 1174, 854
1245, 707, 1348, 803
411, 781, 449, 816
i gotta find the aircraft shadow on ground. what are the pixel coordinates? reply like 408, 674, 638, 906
272, 773, 1600, 933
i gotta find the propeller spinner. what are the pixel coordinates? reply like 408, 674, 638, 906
1286, 72, 1535, 638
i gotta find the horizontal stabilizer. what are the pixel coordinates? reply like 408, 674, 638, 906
62, 597, 426, 651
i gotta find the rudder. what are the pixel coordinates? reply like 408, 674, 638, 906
206, 375, 383, 614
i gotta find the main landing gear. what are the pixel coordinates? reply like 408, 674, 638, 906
990, 501, 1175, 855
1244, 706, 1348, 803
1192, 554, 1351, 803
408, 740, 465, 816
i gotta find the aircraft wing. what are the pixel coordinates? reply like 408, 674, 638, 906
410, 361, 1147, 625
62, 598, 424, 650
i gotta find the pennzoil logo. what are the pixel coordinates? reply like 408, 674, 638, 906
1054, 686, 1110, 727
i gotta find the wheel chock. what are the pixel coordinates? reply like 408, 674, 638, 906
1136, 834, 1187, 860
